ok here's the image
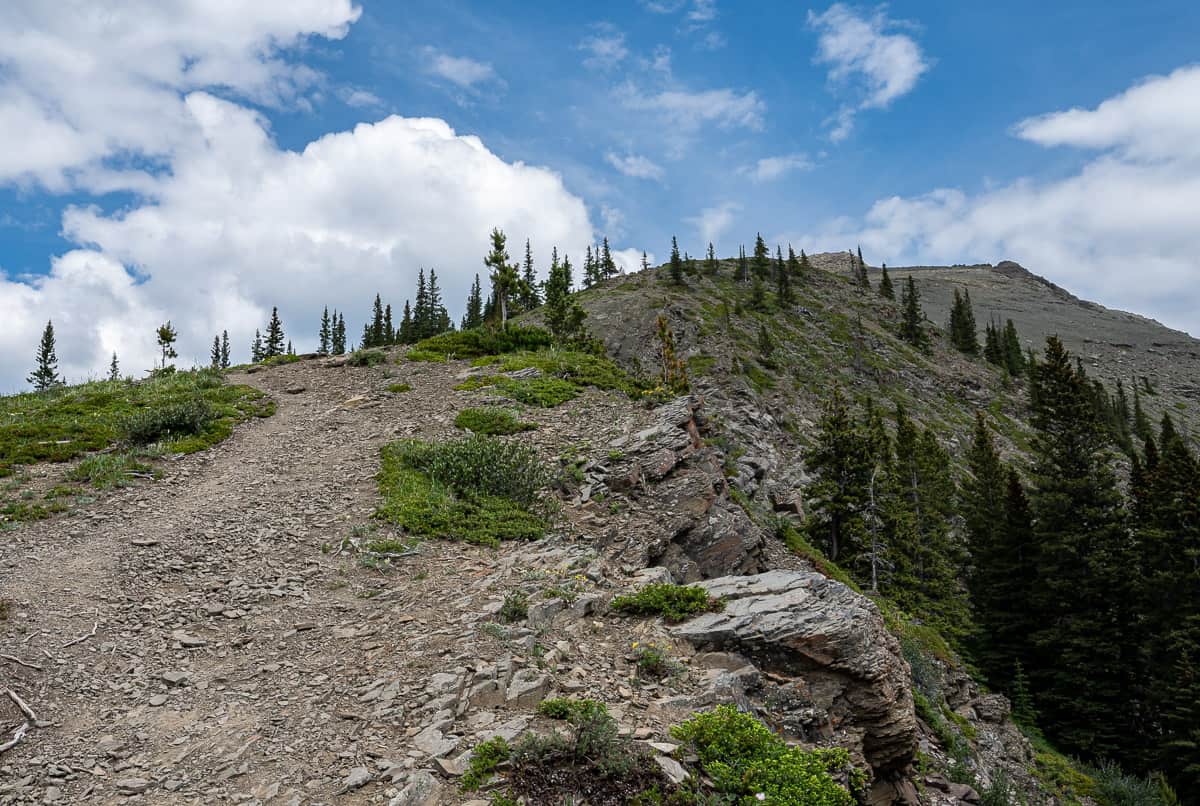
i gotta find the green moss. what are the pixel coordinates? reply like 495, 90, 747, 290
454, 407, 537, 435
611, 583, 724, 623
386, 382, 413, 393
686, 354, 717, 375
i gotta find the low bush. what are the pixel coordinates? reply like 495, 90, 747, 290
499, 591, 529, 623
386, 383, 412, 393
498, 377, 579, 407
671, 705, 860, 806
411, 325, 552, 360
376, 437, 549, 546
347, 348, 387, 367
123, 397, 216, 444
537, 698, 608, 722
611, 583, 724, 623
462, 736, 511, 791
454, 407, 537, 435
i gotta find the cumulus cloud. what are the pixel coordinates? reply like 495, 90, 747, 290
805, 65, 1200, 337
807, 4, 930, 141
739, 154, 813, 183
686, 202, 741, 248
605, 152, 666, 180
0, 0, 360, 191
0, 4, 598, 392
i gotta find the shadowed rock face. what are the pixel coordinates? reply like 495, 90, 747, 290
674, 570, 917, 774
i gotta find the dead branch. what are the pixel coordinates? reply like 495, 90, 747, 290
0, 654, 42, 671
0, 688, 37, 755
61, 621, 98, 649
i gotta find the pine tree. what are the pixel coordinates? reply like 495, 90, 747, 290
520, 238, 542, 310
1002, 319, 1025, 375
798, 249, 813, 279
384, 304, 394, 345
984, 320, 1003, 366
220, 330, 230, 369
855, 246, 871, 289
1133, 381, 1153, 443
757, 323, 775, 365
641, 251, 650, 273
879, 263, 895, 299
485, 228, 520, 326
367, 294, 384, 348
397, 301, 413, 343
427, 269, 450, 334
156, 321, 179, 370
251, 329, 264, 363
949, 288, 979, 355
1027, 336, 1137, 760
264, 307, 285, 358
806, 388, 873, 564
600, 237, 617, 280
704, 242, 718, 275
286, 339, 294, 356
544, 253, 587, 343
108, 351, 120, 381
737, 244, 749, 283
413, 270, 430, 338
318, 307, 332, 354
210, 335, 221, 369
462, 274, 484, 330
28, 321, 62, 391
749, 275, 767, 311
752, 233, 770, 280
669, 236, 684, 285
787, 246, 802, 284
775, 246, 793, 305
899, 276, 927, 349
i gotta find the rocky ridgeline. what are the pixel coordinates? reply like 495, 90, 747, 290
0, 348, 1048, 805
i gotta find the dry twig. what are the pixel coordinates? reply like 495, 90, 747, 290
61, 621, 98, 649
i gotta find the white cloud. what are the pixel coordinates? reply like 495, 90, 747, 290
605, 152, 666, 180
340, 88, 384, 108
579, 26, 629, 70
601, 204, 626, 238
805, 65, 1200, 337
619, 85, 765, 132
686, 202, 740, 248
808, 3, 930, 141
422, 48, 500, 90
739, 153, 813, 182
640, 0, 686, 12
687, 0, 718, 23
0, 8, 597, 392
0, 0, 361, 191
612, 248, 652, 275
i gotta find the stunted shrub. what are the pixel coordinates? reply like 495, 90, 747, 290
611, 583, 724, 623
347, 348, 387, 367
413, 325, 552, 359
454, 407, 536, 435
123, 397, 216, 444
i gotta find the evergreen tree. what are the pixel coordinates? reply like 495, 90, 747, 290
413, 270, 430, 338
366, 294, 384, 348
855, 246, 871, 289
29, 321, 63, 391
484, 228, 519, 326
264, 307, 285, 358
427, 269, 450, 334
600, 236, 617, 280
775, 246, 793, 305
1027, 336, 1137, 760
544, 253, 587, 343
752, 233, 770, 280
1002, 319, 1025, 375
156, 321, 179, 370
641, 251, 650, 273
108, 351, 120, 381
737, 244, 749, 283
949, 288, 980, 355
787, 246, 802, 284
286, 339, 294, 356
806, 388, 873, 564
669, 236, 684, 285
520, 238, 542, 310
251, 329, 264, 363
899, 276, 927, 349
462, 275, 484, 330
384, 304, 394, 345
332, 313, 346, 355
220, 330, 230, 369
704, 242, 718, 275
749, 275, 767, 311
1133, 381, 1153, 443
879, 263, 895, 299
798, 249, 813, 279
210, 335, 221, 369
318, 307, 332, 354
757, 323, 775, 365
398, 301, 414, 343
984, 320, 1004, 366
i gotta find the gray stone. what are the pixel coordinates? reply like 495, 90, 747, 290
170, 630, 206, 648
115, 778, 152, 794
653, 755, 689, 785
388, 771, 441, 806
506, 669, 550, 708
340, 767, 373, 792
412, 725, 458, 758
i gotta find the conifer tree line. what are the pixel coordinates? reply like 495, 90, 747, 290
806, 333, 1199, 792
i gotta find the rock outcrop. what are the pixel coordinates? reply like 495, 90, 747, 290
673, 570, 917, 775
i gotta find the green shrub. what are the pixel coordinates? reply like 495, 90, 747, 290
462, 736, 511, 791
671, 705, 858, 805
499, 591, 529, 623
405, 349, 446, 363
68, 452, 157, 489
536, 698, 608, 722
412, 325, 553, 360
496, 350, 642, 395
123, 397, 217, 444
347, 348, 387, 367
454, 407, 537, 435
611, 583, 724, 623
394, 437, 546, 507
498, 377, 579, 407
632, 643, 680, 679
386, 383, 412, 393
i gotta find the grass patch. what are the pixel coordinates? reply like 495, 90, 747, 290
454, 407, 537, 435
386, 383, 413, 393
495, 349, 643, 395
376, 437, 549, 547
0, 370, 271, 478
611, 583, 724, 623
671, 704, 861, 805
68, 452, 159, 490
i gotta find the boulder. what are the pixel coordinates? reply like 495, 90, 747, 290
673, 569, 916, 773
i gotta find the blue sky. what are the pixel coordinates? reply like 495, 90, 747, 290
1, 0, 1199, 389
